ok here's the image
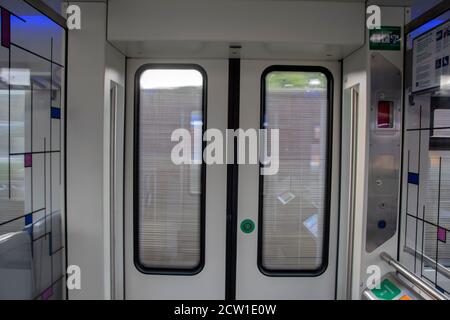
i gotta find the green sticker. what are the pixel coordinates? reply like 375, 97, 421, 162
371, 279, 401, 300
369, 26, 401, 51
240, 219, 255, 234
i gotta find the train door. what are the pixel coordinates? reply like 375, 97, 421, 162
124, 58, 341, 300
235, 60, 341, 299
124, 59, 229, 299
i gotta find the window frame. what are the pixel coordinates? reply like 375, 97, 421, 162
257, 65, 334, 277
133, 63, 207, 275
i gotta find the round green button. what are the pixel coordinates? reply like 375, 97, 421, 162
240, 219, 255, 234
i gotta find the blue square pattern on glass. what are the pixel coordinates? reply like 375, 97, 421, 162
51, 107, 61, 119
408, 172, 419, 185
25, 214, 33, 226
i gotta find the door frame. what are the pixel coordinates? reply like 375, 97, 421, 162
103, 79, 126, 300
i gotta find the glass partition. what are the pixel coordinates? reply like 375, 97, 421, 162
0, 0, 66, 300
401, 13, 450, 297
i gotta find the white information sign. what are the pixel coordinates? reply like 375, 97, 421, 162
413, 20, 450, 93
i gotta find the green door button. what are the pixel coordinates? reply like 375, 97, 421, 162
240, 219, 255, 234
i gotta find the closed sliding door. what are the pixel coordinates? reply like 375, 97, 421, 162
124, 59, 228, 299
235, 61, 341, 299
124, 58, 340, 300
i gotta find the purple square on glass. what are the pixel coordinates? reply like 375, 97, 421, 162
438, 227, 447, 243
41, 286, 53, 300
1, 9, 11, 49
24, 153, 32, 168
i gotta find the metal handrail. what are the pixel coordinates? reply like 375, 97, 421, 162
381, 252, 448, 300
362, 289, 376, 300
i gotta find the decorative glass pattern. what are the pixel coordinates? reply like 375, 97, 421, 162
0, 0, 65, 300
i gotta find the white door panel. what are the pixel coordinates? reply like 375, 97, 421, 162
124, 59, 228, 299
235, 60, 341, 299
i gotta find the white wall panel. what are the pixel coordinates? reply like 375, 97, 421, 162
67, 2, 108, 299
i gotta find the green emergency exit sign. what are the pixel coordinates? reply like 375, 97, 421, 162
369, 26, 401, 51
371, 279, 401, 300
